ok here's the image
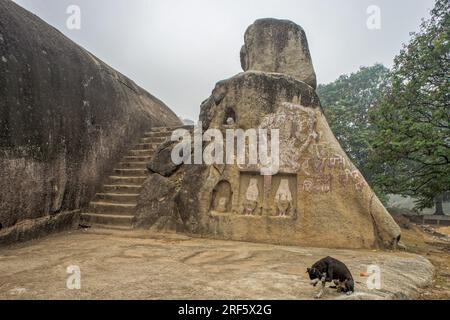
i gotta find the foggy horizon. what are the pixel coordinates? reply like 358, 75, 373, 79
13, 0, 435, 121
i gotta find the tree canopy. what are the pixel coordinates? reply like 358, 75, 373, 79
369, 0, 450, 211
317, 64, 389, 185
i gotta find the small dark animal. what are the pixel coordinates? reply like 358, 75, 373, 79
307, 256, 354, 298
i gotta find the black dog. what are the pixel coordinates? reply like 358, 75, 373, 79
307, 256, 354, 298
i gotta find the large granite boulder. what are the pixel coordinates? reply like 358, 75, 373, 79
240, 18, 317, 88
137, 18, 401, 250
135, 174, 181, 230
148, 140, 185, 177
0, 1, 181, 236
200, 72, 321, 131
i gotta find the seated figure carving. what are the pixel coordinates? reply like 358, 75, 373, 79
216, 197, 228, 213
241, 178, 261, 215
275, 179, 293, 217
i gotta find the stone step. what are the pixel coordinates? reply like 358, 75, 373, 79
96, 193, 139, 203
89, 201, 136, 214
140, 137, 167, 144
103, 184, 142, 193
113, 168, 148, 176
122, 155, 152, 162
81, 213, 134, 227
143, 131, 172, 138
128, 149, 153, 157
150, 125, 193, 133
149, 127, 173, 132
117, 162, 147, 169
86, 224, 134, 231
109, 176, 148, 185
134, 142, 159, 149
82, 126, 183, 231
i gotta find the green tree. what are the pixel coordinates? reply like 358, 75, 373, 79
369, 0, 450, 213
317, 64, 389, 185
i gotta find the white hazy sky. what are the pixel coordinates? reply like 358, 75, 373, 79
13, 0, 435, 120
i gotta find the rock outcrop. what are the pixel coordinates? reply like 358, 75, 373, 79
0, 232, 435, 299
240, 18, 317, 88
0, 0, 181, 239
141, 18, 401, 249
135, 173, 181, 230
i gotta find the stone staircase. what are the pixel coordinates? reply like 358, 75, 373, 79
80, 125, 190, 230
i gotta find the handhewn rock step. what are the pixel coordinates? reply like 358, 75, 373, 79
81, 213, 134, 226
123, 156, 152, 162
87, 224, 134, 231
113, 168, 148, 176
140, 137, 167, 144
109, 176, 148, 185
96, 193, 139, 203
143, 131, 172, 138
89, 201, 136, 214
128, 149, 153, 157
135, 142, 159, 149
118, 162, 148, 169
103, 184, 142, 193
82, 126, 174, 230
150, 125, 193, 132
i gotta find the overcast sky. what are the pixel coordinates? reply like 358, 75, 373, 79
13, 0, 435, 120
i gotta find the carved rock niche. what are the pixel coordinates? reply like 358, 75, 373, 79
238, 173, 297, 218
223, 107, 237, 127
238, 173, 264, 216
211, 180, 232, 213
270, 174, 297, 218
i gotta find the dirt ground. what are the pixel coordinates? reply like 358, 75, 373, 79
0, 225, 437, 300
395, 218, 450, 300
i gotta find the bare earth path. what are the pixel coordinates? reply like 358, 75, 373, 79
0, 229, 433, 300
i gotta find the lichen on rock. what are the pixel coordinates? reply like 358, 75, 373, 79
136, 18, 401, 250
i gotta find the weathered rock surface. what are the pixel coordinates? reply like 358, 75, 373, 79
138, 19, 401, 250
0, 211, 79, 246
0, 1, 181, 237
147, 140, 183, 177
0, 230, 434, 299
200, 71, 321, 130
135, 174, 181, 230
175, 164, 210, 232
240, 18, 317, 88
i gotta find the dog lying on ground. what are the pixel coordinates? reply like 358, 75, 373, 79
307, 256, 354, 299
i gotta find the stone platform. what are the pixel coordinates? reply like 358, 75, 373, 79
0, 230, 433, 300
